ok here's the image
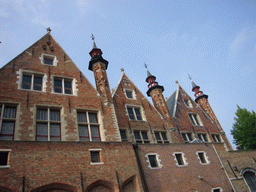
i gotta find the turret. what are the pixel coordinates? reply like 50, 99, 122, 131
89, 34, 112, 102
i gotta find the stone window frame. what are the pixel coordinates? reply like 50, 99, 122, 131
0, 149, 11, 168
211, 134, 222, 143
39, 53, 58, 66
154, 131, 169, 143
17, 69, 47, 92
89, 149, 104, 165
36, 106, 62, 141
0, 104, 17, 141
211, 187, 223, 192
241, 168, 256, 192
183, 98, 193, 108
51, 75, 78, 96
173, 152, 188, 167
197, 133, 208, 142
124, 89, 136, 100
77, 110, 101, 142
125, 104, 146, 121
196, 151, 210, 165
133, 130, 150, 144
145, 153, 163, 169
188, 113, 203, 126
181, 132, 193, 143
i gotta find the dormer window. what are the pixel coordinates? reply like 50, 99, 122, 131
40, 54, 58, 66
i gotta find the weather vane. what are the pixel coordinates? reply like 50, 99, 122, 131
188, 74, 192, 80
91, 33, 95, 41
144, 62, 148, 69
46, 27, 51, 33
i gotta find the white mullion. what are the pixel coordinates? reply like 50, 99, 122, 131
87, 112, 91, 141
62, 79, 64, 94
160, 132, 163, 143
0, 104, 4, 132
132, 107, 137, 120
48, 108, 50, 141
31, 74, 34, 90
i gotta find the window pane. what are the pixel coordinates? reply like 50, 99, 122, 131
134, 108, 142, 120
91, 151, 100, 162
44, 57, 53, 65
141, 132, 148, 140
37, 137, 48, 141
79, 125, 89, 140
89, 113, 97, 123
127, 107, 135, 120
78, 112, 87, 123
175, 154, 184, 165
64, 80, 72, 94
37, 109, 48, 120
34, 76, 43, 91
148, 155, 158, 167
187, 133, 192, 141
50, 110, 60, 121
189, 114, 195, 125
120, 130, 127, 140
50, 137, 61, 141
193, 114, 200, 125
182, 133, 188, 142
155, 132, 161, 140
126, 91, 133, 98
54, 79, 62, 93
216, 135, 220, 142
37, 123, 47, 136
1, 122, 14, 134
91, 126, 100, 141
134, 132, 141, 140
0, 105, 2, 117
50, 124, 60, 136
202, 134, 208, 142
161, 132, 167, 140
244, 172, 256, 191
0, 136, 13, 140
3, 107, 16, 119
22, 75, 32, 89
0, 152, 8, 166
198, 152, 206, 163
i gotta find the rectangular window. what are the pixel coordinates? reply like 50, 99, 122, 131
155, 132, 169, 143
148, 155, 158, 168
77, 111, 100, 141
198, 152, 207, 164
198, 133, 208, 142
0, 152, 9, 166
189, 113, 202, 126
212, 188, 222, 192
90, 151, 100, 163
36, 108, 61, 141
0, 105, 16, 140
125, 90, 133, 99
54, 78, 73, 95
42, 54, 55, 65
212, 134, 221, 143
22, 74, 43, 91
175, 153, 185, 166
134, 131, 149, 144
182, 133, 193, 143
120, 130, 128, 142
127, 106, 143, 121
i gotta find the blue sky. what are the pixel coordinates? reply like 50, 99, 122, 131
1, 0, 256, 148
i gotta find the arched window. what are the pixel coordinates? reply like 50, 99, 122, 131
243, 171, 256, 191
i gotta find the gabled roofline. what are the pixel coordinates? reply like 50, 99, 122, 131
172, 83, 180, 117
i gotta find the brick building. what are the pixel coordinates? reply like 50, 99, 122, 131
0, 30, 255, 191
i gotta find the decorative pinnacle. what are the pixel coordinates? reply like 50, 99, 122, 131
144, 63, 148, 69
121, 68, 124, 72
46, 27, 51, 33
91, 33, 97, 49
188, 74, 192, 81
91, 33, 95, 41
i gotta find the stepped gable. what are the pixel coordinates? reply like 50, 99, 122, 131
112, 69, 173, 143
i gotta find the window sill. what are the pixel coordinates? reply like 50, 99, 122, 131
148, 166, 162, 169
0, 165, 10, 168
90, 162, 104, 165
19, 88, 46, 93
51, 92, 77, 96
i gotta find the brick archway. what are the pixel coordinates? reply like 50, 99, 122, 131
31, 183, 77, 192
85, 179, 115, 192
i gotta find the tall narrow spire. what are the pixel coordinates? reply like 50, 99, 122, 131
145, 64, 162, 96
189, 76, 208, 102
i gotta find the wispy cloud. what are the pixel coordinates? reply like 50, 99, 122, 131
229, 29, 246, 53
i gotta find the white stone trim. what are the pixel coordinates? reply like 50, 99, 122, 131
211, 187, 223, 192
196, 151, 210, 165
39, 53, 58, 66
123, 88, 137, 100
173, 152, 188, 167
50, 75, 77, 96
125, 104, 147, 121
145, 153, 163, 169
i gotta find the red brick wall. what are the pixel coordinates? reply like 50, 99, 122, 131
0, 141, 143, 192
